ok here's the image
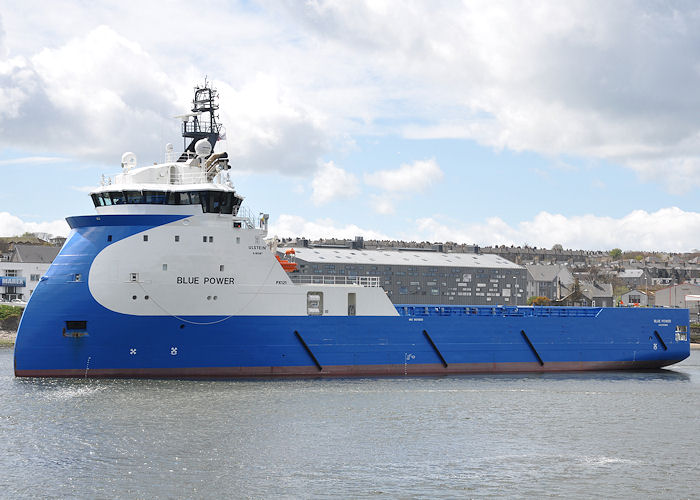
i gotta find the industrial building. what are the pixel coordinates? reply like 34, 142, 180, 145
281, 246, 528, 306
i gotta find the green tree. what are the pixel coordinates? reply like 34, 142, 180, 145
609, 248, 622, 260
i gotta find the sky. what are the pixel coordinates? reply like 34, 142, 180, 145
1, 0, 700, 251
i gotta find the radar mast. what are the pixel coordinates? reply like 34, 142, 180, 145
179, 77, 221, 161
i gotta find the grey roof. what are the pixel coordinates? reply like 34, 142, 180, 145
618, 269, 644, 278
526, 264, 568, 282
12, 244, 61, 263
285, 247, 523, 269
559, 280, 613, 299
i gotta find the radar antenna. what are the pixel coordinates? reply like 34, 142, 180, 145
178, 77, 222, 161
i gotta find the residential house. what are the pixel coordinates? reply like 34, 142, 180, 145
526, 264, 574, 300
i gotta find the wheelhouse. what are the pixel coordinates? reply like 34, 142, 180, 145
91, 189, 243, 215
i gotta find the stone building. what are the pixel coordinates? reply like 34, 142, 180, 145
526, 264, 574, 300
553, 280, 614, 307
620, 289, 650, 307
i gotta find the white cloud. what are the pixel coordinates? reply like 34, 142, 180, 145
310, 161, 360, 205
70, 186, 97, 193
415, 207, 700, 252
2, 1, 700, 200
269, 214, 389, 240
269, 207, 700, 252
363, 158, 443, 214
2, 206, 697, 253
217, 75, 331, 174
369, 194, 396, 215
0, 212, 69, 237
0, 25, 176, 164
0, 24, 332, 174
274, 1, 700, 191
0, 156, 68, 166
364, 158, 443, 192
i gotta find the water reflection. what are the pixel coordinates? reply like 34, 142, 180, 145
1, 348, 699, 498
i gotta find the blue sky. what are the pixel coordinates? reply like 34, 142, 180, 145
1, 1, 700, 251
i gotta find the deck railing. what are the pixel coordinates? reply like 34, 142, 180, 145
290, 275, 380, 287
395, 305, 602, 318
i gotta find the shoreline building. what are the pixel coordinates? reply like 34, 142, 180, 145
0, 244, 61, 302
655, 283, 700, 321
526, 264, 575, 300
281, 246, 528, 306
620, 289, 651, 307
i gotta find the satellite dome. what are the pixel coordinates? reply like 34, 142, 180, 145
165, 143, 174, 152
121, 152, 137, 171
194, 139, 212, 157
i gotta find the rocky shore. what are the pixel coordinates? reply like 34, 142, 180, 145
0, 330, 16, 347
0, 312, 20, 346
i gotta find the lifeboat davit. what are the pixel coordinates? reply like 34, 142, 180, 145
276, 248, 298, 272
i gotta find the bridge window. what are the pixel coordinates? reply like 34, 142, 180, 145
110, 192, 125, 205
91, 189, 243, 214
144, 191, 166, 204
167, 192, 190, 205
125, 191, 144, 204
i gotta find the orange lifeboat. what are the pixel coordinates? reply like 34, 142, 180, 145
276, 248, 298, 272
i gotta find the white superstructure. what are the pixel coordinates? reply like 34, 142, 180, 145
85, 82, 398, 318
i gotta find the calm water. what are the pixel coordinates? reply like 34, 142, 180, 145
0, 348, 698, 499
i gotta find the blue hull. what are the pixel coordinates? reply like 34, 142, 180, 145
14, 216, 691, 378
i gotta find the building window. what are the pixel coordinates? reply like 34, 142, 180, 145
209, 236, 214, 243
74, 273, 82, 282
30, 274, 40, 281
162, 264, 168, 271
130, 273, 138, 282
143, 235, 148, 242
175, 235, 180, 242
107, 235, 112, 242
220, 265, 225, 272
203, 236, 207, 243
